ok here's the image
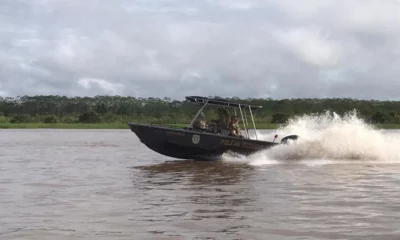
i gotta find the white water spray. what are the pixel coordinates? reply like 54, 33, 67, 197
223, 111, 400, 165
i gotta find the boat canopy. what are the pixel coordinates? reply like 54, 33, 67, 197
185, 96, 262, 110
186, 96, 261, 140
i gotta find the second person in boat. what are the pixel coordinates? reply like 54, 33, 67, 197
228, 115, 243, 138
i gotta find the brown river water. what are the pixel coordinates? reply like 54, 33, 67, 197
1, 126, 400, 240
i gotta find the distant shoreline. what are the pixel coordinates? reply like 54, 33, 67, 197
0, 123, 399, 129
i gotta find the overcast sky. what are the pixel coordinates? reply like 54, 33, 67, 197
1, 0, 400, 100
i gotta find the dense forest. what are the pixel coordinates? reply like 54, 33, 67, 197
0, 95, 397, 124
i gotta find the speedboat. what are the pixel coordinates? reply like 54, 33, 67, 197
128, 96, 299, 161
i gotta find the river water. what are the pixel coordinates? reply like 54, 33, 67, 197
1, 116, 400, 239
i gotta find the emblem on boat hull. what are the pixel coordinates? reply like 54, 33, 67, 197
192, 134, 200, 144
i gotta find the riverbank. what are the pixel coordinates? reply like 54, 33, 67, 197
0, 122, 399, 129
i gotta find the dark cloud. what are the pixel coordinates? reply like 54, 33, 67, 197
1, 0, 400, 100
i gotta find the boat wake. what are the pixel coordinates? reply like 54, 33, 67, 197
222, 111, 400, 165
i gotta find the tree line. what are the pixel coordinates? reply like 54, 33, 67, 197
0, 95, 398, 124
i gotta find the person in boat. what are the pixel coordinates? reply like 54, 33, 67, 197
228, 115, 242, 137
193, 112, 207, 130
211, 108, 230, 133
218, 108, 230, 128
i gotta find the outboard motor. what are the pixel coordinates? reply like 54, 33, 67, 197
280, 135, 299, 144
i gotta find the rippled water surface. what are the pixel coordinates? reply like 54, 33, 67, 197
1, 129, 400, 240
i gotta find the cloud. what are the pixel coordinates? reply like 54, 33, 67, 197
77, 77, 123, 95
273, 27, 341, 67
1, 0, 400, 100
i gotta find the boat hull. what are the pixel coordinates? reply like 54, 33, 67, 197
128, 123, 280, 161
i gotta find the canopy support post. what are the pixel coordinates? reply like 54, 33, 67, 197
243, 108, 250, 138
249, 106, 258, 140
